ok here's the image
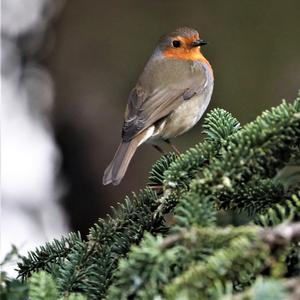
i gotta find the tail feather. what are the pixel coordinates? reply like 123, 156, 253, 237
103, 137, 143, 185
103, 127, 154, 185
102, 141, 135, 185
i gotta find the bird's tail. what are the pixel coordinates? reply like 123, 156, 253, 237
103, 132, 147, 185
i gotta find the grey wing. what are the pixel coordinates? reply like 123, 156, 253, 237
121, 86, 182, 142
122, 68, 207, 142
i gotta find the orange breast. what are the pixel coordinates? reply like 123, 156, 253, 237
163, 47, 213, 74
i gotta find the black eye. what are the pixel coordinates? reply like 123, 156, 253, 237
172, 40, 181, 48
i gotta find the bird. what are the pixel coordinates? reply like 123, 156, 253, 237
103, 27, 214, 185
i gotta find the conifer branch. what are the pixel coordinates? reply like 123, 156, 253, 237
164, 223, 300, 299
256, 191, 300, 227
13, 94, 300, 300
18, 232, 82, 280
107, 227, 259, 299
55, 189, 168, 299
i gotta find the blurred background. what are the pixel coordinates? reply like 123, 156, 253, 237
1, 0, 300, 274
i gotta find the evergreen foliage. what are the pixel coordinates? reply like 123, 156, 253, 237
28, 271, 59, 300
256, 191, 300, 227
18, 232, 82, 280
2, 94, 299, 299
28, 271, 87, 300
221, 277, 288, 300
0, 272, 28, 300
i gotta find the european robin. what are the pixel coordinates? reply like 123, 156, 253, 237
103, 27, 214, 185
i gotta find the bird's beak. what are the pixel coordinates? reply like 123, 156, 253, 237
192, 39, 208, 47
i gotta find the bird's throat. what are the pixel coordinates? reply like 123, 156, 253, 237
163, 47, 212, 74
163, 47, 205, 61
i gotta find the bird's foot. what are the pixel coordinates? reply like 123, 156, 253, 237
164, 139, 181, 156
152, 144, 166, 155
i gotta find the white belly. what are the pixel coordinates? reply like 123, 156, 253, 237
155, 90, 212, 140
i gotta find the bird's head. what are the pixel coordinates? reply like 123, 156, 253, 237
158, 27, 208, 61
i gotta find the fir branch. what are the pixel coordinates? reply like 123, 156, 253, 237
18, 232, 82, 280
56, 189, 167, 299
107, 226, 259, 299
164, 235, 268, 299
27, 271, 87, 300
255, 190, 300, 278
28, 271, 59, 300
88, 188, 166, 244
0, 272, 28, 300
148, 153, 178, 187
163, 108, 240, 189
164, 222, 300, 299
156, 109, 241, 218
173, 184, 216, 230
202, 108, 241, 142
221, 277, 287, 300
15, 95, 300, 300
55, 241, 93, 296
222, 277, 300, 300
171, 99, 300, 222
217, 178, 286, 214
18, 189, 168, 299
63, 293, 87, 300
256, 191, 300, 227
107, 233, 181, 300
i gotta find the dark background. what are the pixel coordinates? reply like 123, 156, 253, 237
46, 0, 300, 234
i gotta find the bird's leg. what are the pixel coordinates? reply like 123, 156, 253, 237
164, 139, 181, 155
152, 144, 166, 155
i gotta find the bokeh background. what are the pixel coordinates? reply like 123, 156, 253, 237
2, 0, 300, 274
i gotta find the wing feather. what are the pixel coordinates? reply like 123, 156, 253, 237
122, 60, 207, 142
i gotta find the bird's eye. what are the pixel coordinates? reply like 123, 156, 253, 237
172, 40, 181, 48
